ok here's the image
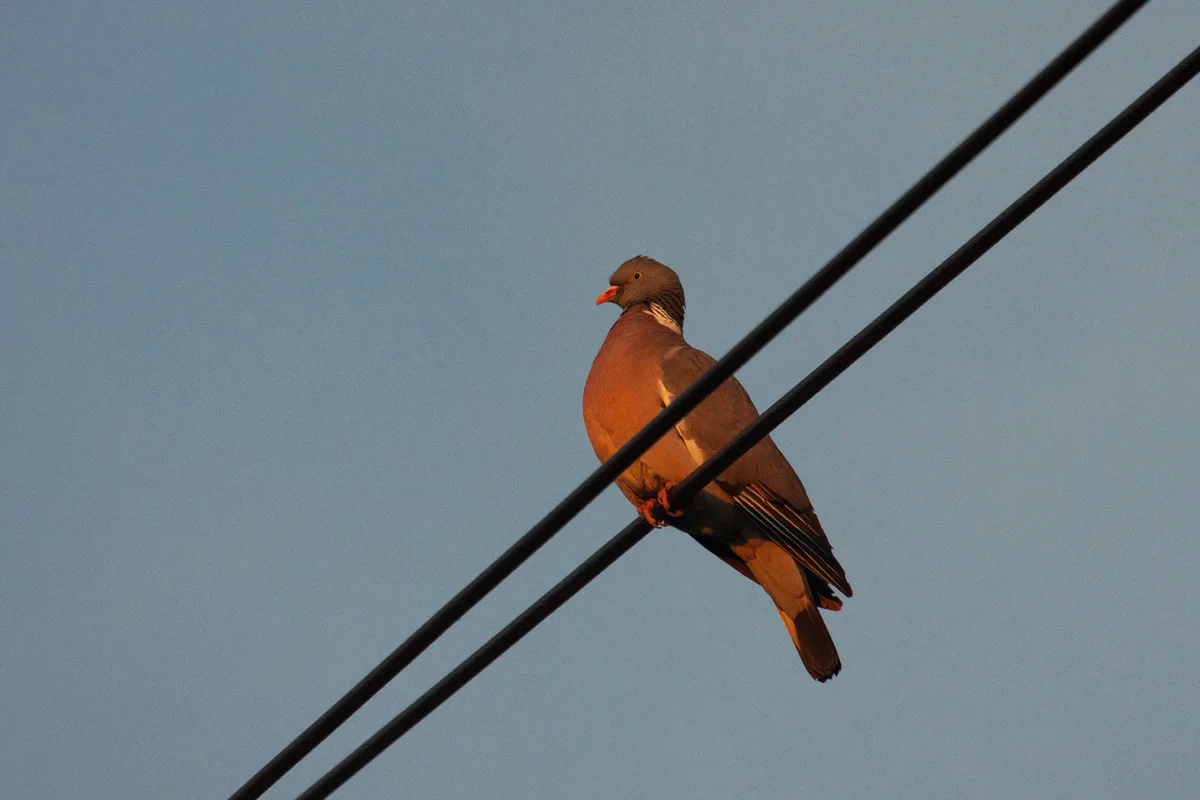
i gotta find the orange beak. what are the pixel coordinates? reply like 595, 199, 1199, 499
595, 286, 619, 305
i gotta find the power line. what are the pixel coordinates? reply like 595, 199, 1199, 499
227, 3, 1150, 797
293, 42, 1200, 800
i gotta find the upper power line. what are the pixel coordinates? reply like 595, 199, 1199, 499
295, 41, 1200, 800
228, 1, 1154, 797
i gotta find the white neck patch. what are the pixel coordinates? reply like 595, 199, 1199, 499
644, 303, 682, 334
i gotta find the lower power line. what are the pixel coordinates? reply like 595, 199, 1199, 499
295, 42, 1200, 800
225, 2, 1151, 796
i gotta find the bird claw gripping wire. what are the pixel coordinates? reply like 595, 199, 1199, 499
637, 482, 685, 527
636, 497, 668, 527
656, 481, 685, 518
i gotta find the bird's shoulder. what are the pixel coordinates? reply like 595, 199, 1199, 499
659, 343, 760, 430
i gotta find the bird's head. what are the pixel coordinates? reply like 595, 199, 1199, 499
595, 255, 686, 329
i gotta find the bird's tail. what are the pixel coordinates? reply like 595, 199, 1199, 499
744, 541, 842, 682
775, 597, 841, 682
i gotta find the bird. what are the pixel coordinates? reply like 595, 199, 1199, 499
582, 255, 851, 681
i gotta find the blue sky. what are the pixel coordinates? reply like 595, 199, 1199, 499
3, 2, 1198, 798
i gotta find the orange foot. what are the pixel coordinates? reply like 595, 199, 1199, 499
657, 481, 685, 518
637, 497, 667, 528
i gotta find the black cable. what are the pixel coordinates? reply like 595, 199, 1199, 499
294, 42, 1200, 800
228, 3, 1149, 797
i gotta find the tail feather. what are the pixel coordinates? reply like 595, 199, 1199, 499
742, 541, 842, 681
778, 599, 841, 682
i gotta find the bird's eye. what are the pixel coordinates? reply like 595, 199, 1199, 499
633, 272, 642, 280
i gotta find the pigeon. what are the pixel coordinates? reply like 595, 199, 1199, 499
583, 255, 851, 681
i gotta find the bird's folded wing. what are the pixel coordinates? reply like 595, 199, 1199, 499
732, 483, 852, 597
660, 345, 851, 597
658, 344, 762, 458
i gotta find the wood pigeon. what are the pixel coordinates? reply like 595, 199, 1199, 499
583, 256, 852, 681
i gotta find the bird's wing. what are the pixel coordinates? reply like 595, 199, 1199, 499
657, 344, 763, 468
660, 344, 851, 597
731, 482, 851, 597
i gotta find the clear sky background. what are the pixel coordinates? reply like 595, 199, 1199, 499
3, 2, 1198, 799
